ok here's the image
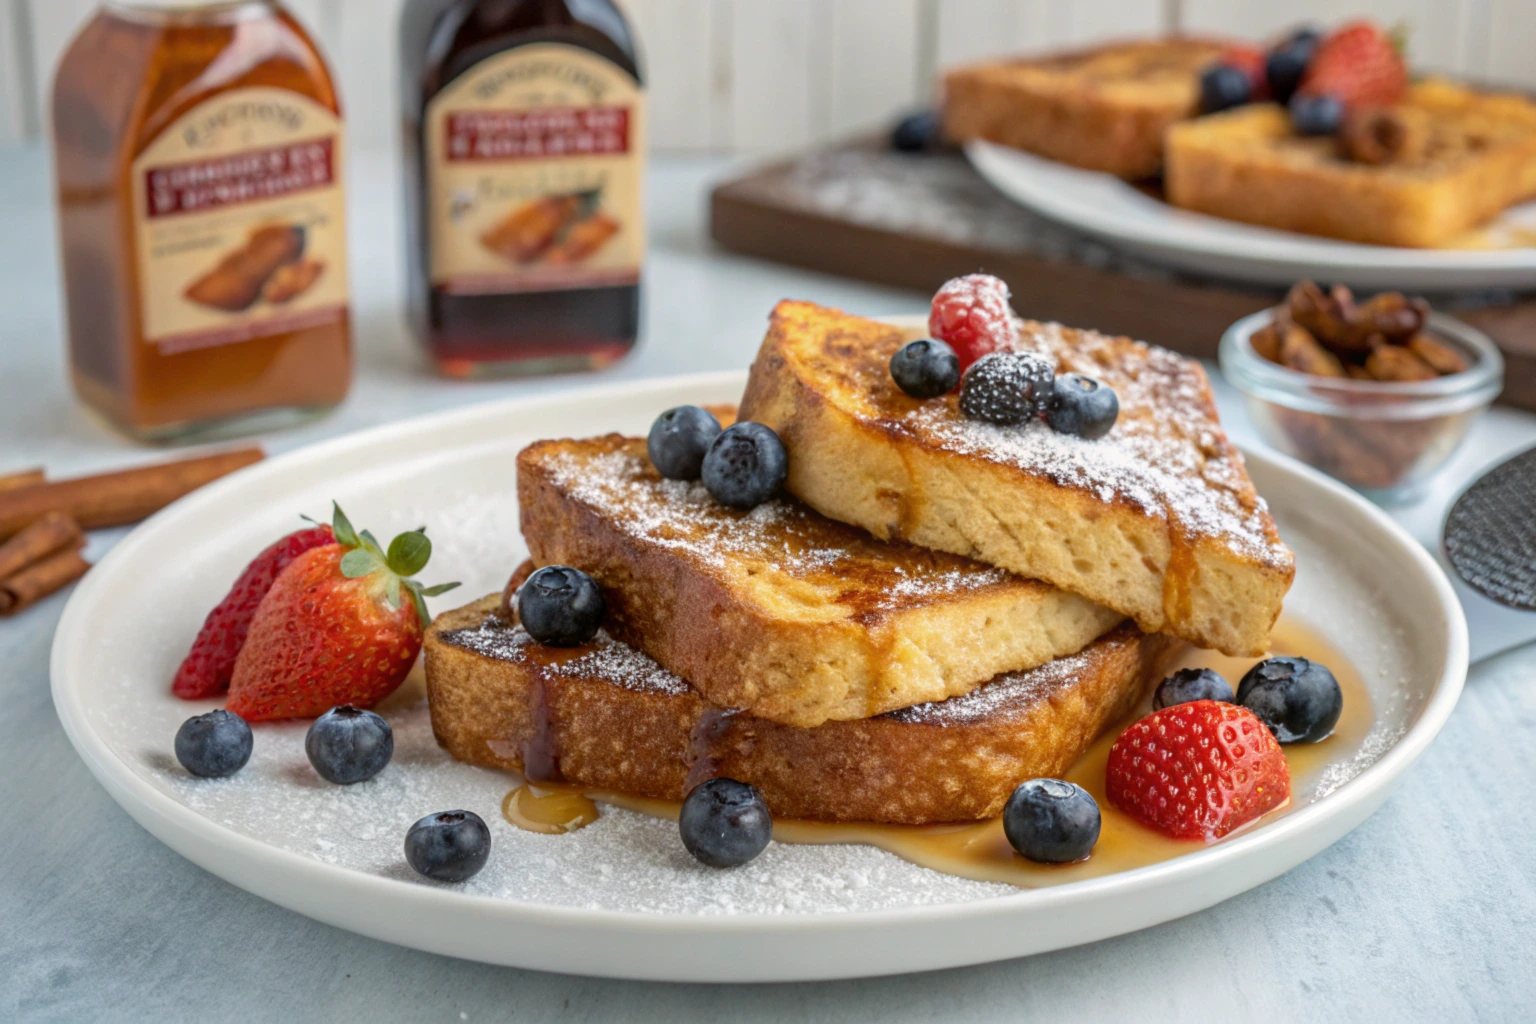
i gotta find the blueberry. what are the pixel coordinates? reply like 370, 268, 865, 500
1153, 667, 1235, 710
701, 422, 788, 509
958, 351, 1055, 425
305, 705, 393, 784
891, 338, 961, 399
1199, 64, 1252, 114
518, 565, 605, 646
891, 109, 941, 152
1290, 93, 1344, 136
1266, 30, 1321, 104
404, 810, 491, 883
679, 778, 772, 868
1237, 656, 1343, 743
647, 405, 722, 481
1045, 373, 1119, 440
1002, 778, 1100, 864
174, 709, 252, 778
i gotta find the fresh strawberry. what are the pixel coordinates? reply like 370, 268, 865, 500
1298, 21, 1407, 111
172, 524, 336, 700
225, 504, 459, 721
929, 274, 1016, 373
1217, 44, 1269, 101
1105, 700, 1290, 841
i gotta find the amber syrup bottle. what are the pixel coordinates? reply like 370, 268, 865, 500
401, 0, 644, 378
52, 0, 351, 441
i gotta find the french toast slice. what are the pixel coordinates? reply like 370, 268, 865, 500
737, 301, 1293, 657
1165, 80, 1536, 247
424, 595, 1174, 824
518, 435, 1123, 728
942, 38, 1229, 179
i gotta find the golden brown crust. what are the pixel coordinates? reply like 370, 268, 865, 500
425, 596, 1174, 824
942, 37, 1229, 179
517, 435, 1123, 727
1165, 81, 1536, 247
737, 300, 1293, 656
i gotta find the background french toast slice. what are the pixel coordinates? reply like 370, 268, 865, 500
942, 38, 1229, 179
1164, 80, 1536, 248
518, 435, 1124, 728
738, 301, 1293, 657
425, 595, 1173, 825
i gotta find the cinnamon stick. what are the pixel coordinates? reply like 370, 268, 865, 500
0, 548, 91, 616
0, 512, 84, 580
0, 447, 263, 542
0, 468, 44, 492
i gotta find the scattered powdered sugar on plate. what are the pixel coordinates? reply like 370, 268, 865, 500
151, 687, 1014, 914
99, 462, 1423, 918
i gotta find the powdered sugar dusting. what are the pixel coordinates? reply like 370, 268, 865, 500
149, 690, 1013, 914
442, 617, 691, 697
540, 440, 1015, 607
899, 321, 1288, 564
88, 454, 1428, 920
889, 645, 1098, 726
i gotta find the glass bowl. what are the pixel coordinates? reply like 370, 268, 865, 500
1219, 307, 1504, 504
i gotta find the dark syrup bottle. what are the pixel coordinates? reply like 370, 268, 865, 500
401, 0, 644, 378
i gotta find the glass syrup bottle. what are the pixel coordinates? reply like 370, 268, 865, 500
401, 0, 644, 378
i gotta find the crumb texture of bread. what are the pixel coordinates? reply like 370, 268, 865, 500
517, 435, 1124, 727
942, 38, 1229, 178
424, 596, 1173, 824
738, 300, 1293, 657
1165, 80, 1536, 247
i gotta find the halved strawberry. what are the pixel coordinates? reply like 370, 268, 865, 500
225, 504, 459, 721
1297, 21, 1408, 111
172, 524, 336, 700
1105, 700, 1290, 841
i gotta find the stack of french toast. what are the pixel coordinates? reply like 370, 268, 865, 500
422, 279, 1299, 855
941, 21, 1536, 247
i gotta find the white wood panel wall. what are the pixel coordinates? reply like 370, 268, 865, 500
3, 0, 1534, 152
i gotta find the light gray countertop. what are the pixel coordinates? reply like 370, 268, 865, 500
2, 147, 1534, 1022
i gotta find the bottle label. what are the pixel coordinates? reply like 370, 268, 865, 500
425, 43, 644, 294
130, 88, 348, 354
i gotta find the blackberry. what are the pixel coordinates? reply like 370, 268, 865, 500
958, 351, 1054, 425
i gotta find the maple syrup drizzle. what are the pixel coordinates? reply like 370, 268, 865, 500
499, 616, 1371, 889
684, 707, 738, 794
502, 783, 600, 835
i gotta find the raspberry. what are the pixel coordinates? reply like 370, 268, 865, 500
929, 274, 1016, 371
958, 351, 1054, 425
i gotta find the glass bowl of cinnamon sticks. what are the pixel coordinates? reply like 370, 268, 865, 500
1220, 281, 1503, 504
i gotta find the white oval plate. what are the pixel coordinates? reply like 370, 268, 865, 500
966, 139, 1536, 291
52, 357, 1467, 982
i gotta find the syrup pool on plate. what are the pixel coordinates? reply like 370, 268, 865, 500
501, 615, 1372, 887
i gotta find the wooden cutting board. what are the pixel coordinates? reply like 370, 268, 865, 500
709, 139, 1536, 411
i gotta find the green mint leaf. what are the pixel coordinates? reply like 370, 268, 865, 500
331, 503, 360, 548
387, 531, 432, 577
339, 548, 381, 579
419, 581, 461, 597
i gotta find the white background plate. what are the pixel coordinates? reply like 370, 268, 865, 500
51, 360, 1467, 982
966, 140, 1536, 291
